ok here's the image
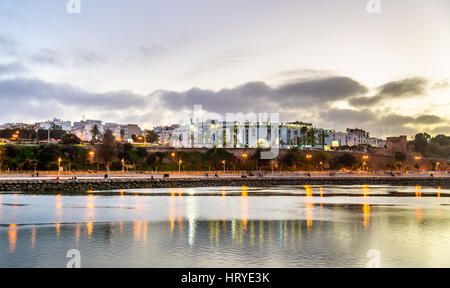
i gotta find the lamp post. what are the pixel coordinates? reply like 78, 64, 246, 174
121, 158, 125, 174
362, 155, 369, 171
305, 154, 312, 171
89, 151, 95, 172
241, 153, 248, 173
222, 160, 226, 173
178, 159, 182, 173
58, 157, 62, 176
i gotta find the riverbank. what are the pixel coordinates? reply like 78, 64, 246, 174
0, 175, 449, 194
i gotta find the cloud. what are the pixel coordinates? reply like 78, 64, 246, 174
415, 115, 443, 124
319, 108, 448, 136
0, 34, 18, 55
349, 77, 429, 107
377, 77, 428, 97
156, 76, 367, 113
136, 45, 168, 62
432, 126, 450, 135
30, 48, 63, 65
181, 49, 251, 79
30, 48, 106, 67
0, 78, 146, 110
0, 62, 26, 76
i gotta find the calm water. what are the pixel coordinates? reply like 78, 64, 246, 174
1, 185, 450, 267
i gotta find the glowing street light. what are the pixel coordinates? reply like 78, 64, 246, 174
178, 159, 182, 173
121, 158, 125, 173
58, 157, 62, 175
89, 151, 95, 164
222, 160, 226, 173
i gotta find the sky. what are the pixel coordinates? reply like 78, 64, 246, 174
0, 0, 449, 138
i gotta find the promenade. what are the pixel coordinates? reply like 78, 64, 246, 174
0, 171, 448, 194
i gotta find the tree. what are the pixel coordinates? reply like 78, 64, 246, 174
307, 127, 317, 147
336, 153, 356, 169
120, 128, 125, 142
394, 151, 407, 171
413, 133, 431, 154
37, 144, 61, 170
100, 129, 116, 170
145, 130, 159, 143
319, 130, 328, 150
300, 126, 308, 147
90, 125, 100, 143
312, 151, 329, 170
61, 133, 81, 145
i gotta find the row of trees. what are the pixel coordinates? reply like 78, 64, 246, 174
412, 133, 450, 158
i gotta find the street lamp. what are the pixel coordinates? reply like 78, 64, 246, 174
121, 158, 125, 173
362, 155, 369, 171
222, 160, 226, 173
89, 151, 95, 162
178, 159, 182, 173
58, 157, 62, 176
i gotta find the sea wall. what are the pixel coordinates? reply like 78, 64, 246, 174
0, 177, 449, 194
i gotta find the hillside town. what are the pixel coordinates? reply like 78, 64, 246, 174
0, 117, 448, 173
0, 118, 388, 151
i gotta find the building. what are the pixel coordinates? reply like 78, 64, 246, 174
386, 135, 408, 154
72, 119, 104, 141
318, 129, 348, 149
153, 124, 179, 145
171, 120, 312, 149
368, 137, 386, 148
346, 128, 370, 146
37, 118, 72, 131
0, 123, 36, 130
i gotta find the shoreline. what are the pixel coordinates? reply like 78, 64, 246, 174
0, 176, 449, 194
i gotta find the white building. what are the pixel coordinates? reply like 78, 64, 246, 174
72, 120, 104, 141
346, 128, 370, 146
368, 137, 386, 148
37, 118, 72, 131
171, 120, 312, 149
73, 121, 143, 142
316, 129, 348, 149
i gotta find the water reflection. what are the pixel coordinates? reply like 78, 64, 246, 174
1, 185, 450, 267
3, 215, 450, 267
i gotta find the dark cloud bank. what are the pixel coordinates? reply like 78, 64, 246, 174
0, 73, 447, 135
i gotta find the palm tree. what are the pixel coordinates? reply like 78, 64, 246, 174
91, 125, 100, 143
307, 127, 317, 147
300, 126, 308, 148
120, 128, 125, 142
320, 130, 329, 150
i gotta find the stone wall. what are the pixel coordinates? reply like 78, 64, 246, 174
0, 177, 448, 194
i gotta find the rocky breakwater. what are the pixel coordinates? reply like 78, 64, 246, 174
0, 176, 449, 195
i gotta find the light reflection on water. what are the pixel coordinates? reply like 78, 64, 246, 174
0, 185, 450, 267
